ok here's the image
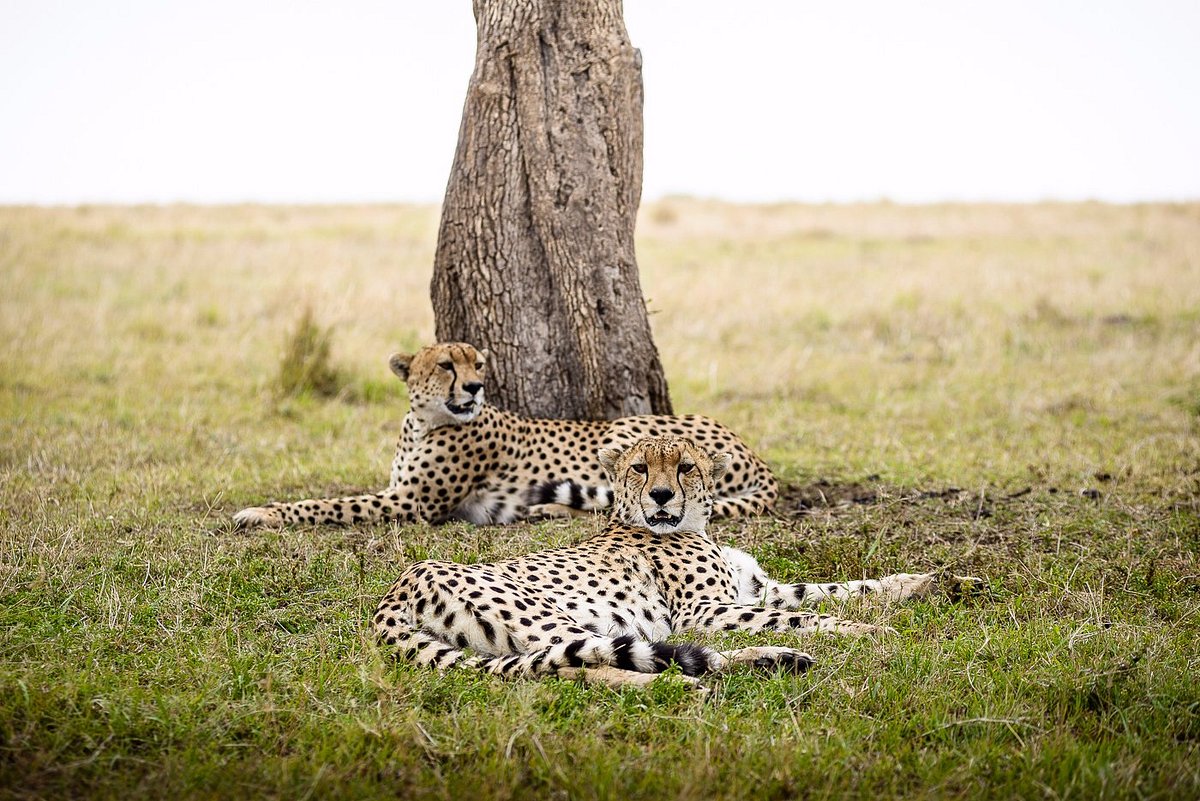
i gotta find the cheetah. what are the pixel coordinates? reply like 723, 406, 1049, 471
234, 342, 777, 528
372, 435, 980, 689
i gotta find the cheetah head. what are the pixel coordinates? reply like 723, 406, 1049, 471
388, 342, 489, 427
598, 436, 731, 534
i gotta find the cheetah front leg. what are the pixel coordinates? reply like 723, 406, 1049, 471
715, 646, 814, 673
234, 485, 424, 528
675, 601, 893, 638
556, 665, 707, 690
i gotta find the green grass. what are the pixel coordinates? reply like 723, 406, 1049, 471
2, 202, 1199, 799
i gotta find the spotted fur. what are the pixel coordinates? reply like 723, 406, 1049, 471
234, 342, 777, 528
373, 435, 981, 687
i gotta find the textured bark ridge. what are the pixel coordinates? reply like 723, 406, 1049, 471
430, 0, 672, 420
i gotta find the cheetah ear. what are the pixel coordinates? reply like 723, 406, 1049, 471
476, 348, 490, 367
597, 447, 623, 481
388, 352, 413, 381
710, 452, 733, 482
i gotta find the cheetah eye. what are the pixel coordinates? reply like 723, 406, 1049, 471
475, 361, 485, 370
679, 463, 695, 474
437, 361, 453, 371
631, 463, 648, 475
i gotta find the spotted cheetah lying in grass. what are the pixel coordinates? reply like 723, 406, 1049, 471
373, 435, 981, 689
234, 342, 777, 528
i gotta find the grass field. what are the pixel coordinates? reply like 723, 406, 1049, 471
2, 200, 1199, 799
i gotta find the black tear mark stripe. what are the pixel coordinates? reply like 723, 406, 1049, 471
678, 475, 690, 521
445, 360, 458, 403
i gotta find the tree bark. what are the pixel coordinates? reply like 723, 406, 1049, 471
430, 0, 672, 420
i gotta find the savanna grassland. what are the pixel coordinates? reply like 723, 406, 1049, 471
2, 200, 1199, 799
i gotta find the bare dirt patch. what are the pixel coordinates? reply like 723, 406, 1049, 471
778, 479, 975, 517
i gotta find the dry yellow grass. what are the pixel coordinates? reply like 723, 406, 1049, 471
3, 200, 1197, 488
643, 200, 1199, 487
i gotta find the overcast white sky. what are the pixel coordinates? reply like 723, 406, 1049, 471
2, 1, 1198, 204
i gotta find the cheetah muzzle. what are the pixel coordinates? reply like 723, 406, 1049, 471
646, 510, 681, 527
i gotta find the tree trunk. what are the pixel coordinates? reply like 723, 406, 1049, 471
430, 0, 672, 420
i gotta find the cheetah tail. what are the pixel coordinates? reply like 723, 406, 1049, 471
471, 635, 724, 678
377, 619, 724, 679
524, 480, 613, 513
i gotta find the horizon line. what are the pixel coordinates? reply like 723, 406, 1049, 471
3, 194, 1199, 209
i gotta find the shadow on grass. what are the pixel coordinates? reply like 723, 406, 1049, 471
775, 477, 1100, 521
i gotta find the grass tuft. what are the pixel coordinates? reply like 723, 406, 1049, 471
277, 306, 344, 399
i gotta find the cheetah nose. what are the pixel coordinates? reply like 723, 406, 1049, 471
649, 487, 674, 505
463, 382, 484, 395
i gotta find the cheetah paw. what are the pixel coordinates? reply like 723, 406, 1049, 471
880, 572, 988, 603
233, 506, 284, 529
525, 503, 584, 520
940, 573, 989, 602
721, 646, 814, 674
